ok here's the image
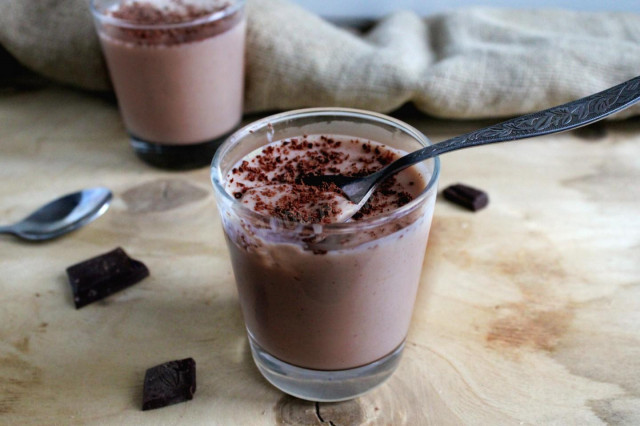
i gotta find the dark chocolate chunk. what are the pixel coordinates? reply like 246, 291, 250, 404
66, 247, 149, 309
442, 183, 489, 211
572, 122, 607, 141
142, 358, 196, 411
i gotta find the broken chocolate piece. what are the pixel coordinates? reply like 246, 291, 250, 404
66, 247, 149, 309
573, 122, 607, 141
442, 183, 489, 211
142, 358, 196, 411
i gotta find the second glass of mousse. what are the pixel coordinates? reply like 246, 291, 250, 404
211, 108, 440, 401
91, 0, 246, 169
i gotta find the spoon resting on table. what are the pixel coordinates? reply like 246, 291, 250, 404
0, 187, 112, 241
303, 75, 640, 215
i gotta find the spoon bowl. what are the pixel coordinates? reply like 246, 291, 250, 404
0, 187, 113, 241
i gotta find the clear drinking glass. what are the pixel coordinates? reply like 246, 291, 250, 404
91, 0, 246, 169
211, 108, 440, 401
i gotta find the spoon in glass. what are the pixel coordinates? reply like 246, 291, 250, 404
0, 187, 112, 241
303, 75, 640, 214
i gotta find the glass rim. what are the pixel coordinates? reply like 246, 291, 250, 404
90, 0, 245, 30
211, 107, 441, 231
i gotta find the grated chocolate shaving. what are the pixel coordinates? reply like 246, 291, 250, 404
228, 136, 417, 224
104, 0, 239, 45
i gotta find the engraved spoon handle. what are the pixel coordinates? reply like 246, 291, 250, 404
379, 75, 640, 179
0, 225, 16, 235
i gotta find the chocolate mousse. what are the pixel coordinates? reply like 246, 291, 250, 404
92, 0, 246, 168
225, 135, 419, 224
221, 134, 436, 370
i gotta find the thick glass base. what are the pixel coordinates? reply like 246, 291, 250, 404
249, 334, 404, 402
130, 129, 235, 170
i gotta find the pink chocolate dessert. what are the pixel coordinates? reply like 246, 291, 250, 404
222, 135, 435, 370
96, 0, 246, 145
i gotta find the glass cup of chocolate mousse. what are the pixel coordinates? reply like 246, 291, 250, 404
211, 108, 440, 402
91, 0, 246, 169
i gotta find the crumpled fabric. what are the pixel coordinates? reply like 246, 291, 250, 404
1, 0, 639, 118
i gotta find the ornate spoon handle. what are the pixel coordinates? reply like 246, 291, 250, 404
384, 75, 640, 176
0, 225, 15, 235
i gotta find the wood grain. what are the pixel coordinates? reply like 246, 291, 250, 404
0, 87, 639, 425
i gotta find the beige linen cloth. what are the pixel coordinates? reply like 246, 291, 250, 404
1, 0, 640, 119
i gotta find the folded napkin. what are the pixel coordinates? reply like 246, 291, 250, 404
1, 0, 639, 119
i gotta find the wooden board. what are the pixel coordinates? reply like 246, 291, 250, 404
1, 87, 639, 425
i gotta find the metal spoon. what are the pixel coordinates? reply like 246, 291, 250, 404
0, 187, 112, 241
304, 75, 640, 211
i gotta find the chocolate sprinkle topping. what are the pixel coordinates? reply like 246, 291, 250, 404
104, 0, 239, 45
227, 136, 417, 224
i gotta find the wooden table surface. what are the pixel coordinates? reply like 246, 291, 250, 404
1, 85, 639, 425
